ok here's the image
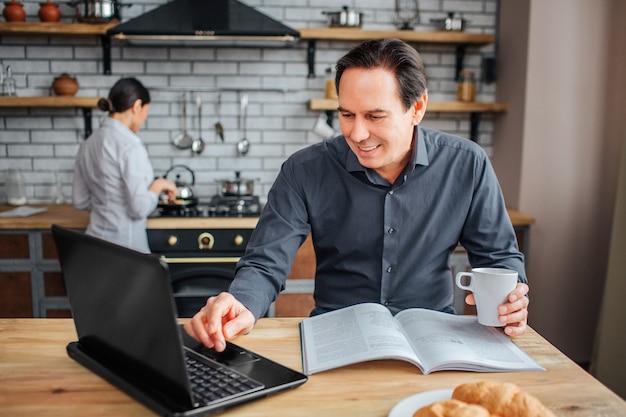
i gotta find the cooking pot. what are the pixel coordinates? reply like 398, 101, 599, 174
218, 171, 256, 196
430, 12, 469, 31
160, 164, 198, 208
68, 0, 129, 23
322, 6, 363, 28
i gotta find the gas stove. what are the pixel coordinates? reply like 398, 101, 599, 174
154, 195, 263, 218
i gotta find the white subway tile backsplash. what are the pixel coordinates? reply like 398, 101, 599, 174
1, 0, 498, 201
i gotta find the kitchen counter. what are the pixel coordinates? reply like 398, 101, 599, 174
0, 204, 534, 230
0, 204, 259, 230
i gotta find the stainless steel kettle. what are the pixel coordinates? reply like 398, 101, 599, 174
163, 164, 196, 201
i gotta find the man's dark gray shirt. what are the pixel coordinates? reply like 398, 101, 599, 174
230, 126, 526, 320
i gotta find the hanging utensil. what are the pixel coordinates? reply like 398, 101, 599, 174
214, 93, 224, 142
191, 94, 205, 155
236, 94, 250, 156
172, 92, 194, 149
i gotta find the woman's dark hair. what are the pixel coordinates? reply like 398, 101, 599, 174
335, 38, 427, 111
97, 77, 151, 113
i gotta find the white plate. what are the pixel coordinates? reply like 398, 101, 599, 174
388, 389, 454, 417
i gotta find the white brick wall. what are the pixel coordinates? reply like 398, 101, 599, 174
1, 0, 497, 203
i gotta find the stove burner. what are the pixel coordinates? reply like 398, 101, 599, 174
157, 204, 201, 217
210, 195, 261, 216
153, 195, 263, 218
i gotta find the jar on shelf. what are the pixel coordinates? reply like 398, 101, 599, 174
457, 70, 476, 102
2, 0, 26, 22
38, 0, 61, 22
324, 67, 337, 100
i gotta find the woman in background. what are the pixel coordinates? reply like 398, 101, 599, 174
73, 77, 177, 253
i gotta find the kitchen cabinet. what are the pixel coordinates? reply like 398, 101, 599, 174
0, 205, 317, 318
0, 230, 69, 318
300, 28, 504, 142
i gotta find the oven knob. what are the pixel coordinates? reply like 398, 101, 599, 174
198, 232, 215, 250
167, 235, 178, 246
233, 234, 244, 246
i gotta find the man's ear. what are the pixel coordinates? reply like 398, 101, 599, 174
413, 91, 428, 125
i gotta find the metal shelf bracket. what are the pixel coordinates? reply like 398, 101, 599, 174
470, 112, 481, 142
82, 108, 93, 139
101, 35, 112, 75
307, 39, 317, 78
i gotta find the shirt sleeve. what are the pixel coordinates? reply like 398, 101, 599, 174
118, 143, 158, 220
72, 144, 92, 211
228, 160, 312, 320
460, 153, 527, 283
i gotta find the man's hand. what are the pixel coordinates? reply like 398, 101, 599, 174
183, 292, 255, 352
465, 282, 529, 336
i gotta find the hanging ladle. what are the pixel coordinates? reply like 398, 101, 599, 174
191, 94, 205, 155
172, 92, 194, 149
214, 93, 224, 142
236, 94, 250, 156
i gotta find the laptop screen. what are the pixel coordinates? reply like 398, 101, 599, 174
52, 224, 196, 408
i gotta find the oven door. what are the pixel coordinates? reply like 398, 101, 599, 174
148, 228, 253, 318
166, 258, 238, 318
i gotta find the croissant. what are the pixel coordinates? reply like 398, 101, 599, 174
452, 381, 556, 417
412, 399, 491, 417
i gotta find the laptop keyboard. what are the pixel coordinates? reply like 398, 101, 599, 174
185, 352, 265, 406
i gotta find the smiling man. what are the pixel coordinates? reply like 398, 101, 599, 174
185, 39, 529, 352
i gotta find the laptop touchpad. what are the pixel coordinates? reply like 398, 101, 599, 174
182, 330, 260, 366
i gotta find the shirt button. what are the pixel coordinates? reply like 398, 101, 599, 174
389, 190, 394, 195
388, 228, 395, 234
386, 266, 392, 273
384, 300, 390, 306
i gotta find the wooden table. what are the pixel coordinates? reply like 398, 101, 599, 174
1, 318, 624, 417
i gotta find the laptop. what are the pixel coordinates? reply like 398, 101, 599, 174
51, 224, 307, 417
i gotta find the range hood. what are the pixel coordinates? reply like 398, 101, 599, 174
107, 0, 299, 47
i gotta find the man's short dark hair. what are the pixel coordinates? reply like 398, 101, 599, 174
335, 38, 428, 111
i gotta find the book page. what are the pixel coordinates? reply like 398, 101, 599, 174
395, 308, 544, 374
300, 303, 422, 374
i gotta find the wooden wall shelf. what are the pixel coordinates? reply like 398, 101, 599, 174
310, 99, 508, 143
0, 21, 118, 35
298, 28, 495, 45
298, 28, 495, 79
0, 21, 117, 74
0, 96, 102, 137
0, 96, 100, 107
309, 98, 508, 113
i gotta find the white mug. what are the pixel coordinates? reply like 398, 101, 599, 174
312, 112, 336, 139
455, 267, 518, 327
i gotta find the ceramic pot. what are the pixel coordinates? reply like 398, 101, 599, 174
3, 0, 26, 22
52, 73, 79, 96
38, 0, 61, 22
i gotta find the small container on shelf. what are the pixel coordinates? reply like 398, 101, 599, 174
324, 67, 337, 100
456, 70, 476, 102
2, 0, 26, 22
38, 0, 61, 22
52, 73, 79, 96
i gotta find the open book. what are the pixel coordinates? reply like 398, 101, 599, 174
299, 303, 545, 375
